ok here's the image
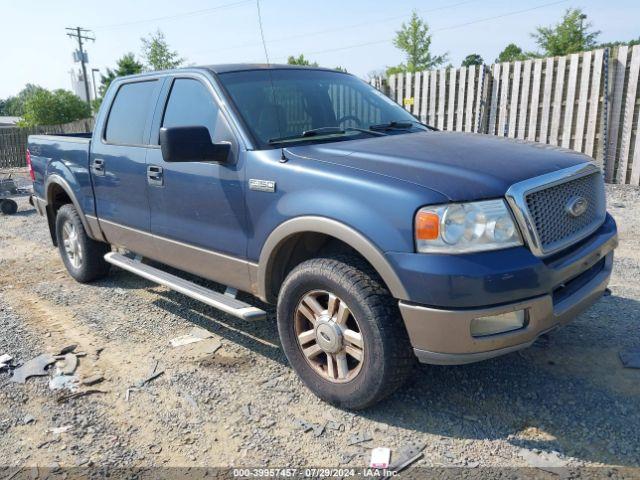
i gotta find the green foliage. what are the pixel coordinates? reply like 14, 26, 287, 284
388, 11, 447, 75
532, 8, 600, 56
99, 53, 144, 97
18, 89, 91, 127
598, 37, 640, 49
141, 30, 184, 71
496, 44, 532, 63
334, 66, 348, 73
0, 84, 47, 116
461, 54, 484, 67
287, 54, 319, 67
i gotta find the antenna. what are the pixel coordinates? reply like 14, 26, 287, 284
255, 0, 287, 162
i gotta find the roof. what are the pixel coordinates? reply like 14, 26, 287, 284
200, 63, 343, 74
0, 116, 20, 126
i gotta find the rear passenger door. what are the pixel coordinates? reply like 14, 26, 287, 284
145, 76, 250, 290
92, 79, 163, 257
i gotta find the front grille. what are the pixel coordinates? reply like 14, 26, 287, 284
524, 171, 605, 254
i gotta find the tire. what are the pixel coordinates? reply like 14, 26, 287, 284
55, 204, 111, 283
0, 199, 18, 215
277, 255, 415, 409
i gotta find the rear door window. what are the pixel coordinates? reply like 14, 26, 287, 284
105, 80, 158, 145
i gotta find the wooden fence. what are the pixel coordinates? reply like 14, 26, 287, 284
381, 46, 640, 185
0, 118, 94, 169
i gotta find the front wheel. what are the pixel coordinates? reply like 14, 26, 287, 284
277, 256, 415, 409
55, 204, 111, 283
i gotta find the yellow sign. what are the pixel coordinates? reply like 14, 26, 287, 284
403, 97, 415, 106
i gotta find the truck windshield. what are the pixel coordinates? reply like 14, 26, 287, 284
217, 69, 427, 149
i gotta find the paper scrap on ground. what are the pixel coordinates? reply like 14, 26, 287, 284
370, 447, 391, 469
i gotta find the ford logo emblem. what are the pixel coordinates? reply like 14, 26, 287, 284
566, 196, 588, 217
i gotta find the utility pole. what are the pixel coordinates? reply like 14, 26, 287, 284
66, 27, 95, 107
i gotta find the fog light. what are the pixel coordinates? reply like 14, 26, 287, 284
470, 310, 526, 337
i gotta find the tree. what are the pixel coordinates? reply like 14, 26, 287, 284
141, 30, 184, 71
388, 11, 447, 75
287, 54, 318, 67
496, 43, 530, 63
0, 84, 47, 116
99, 53, 144, 97
598, 37, 640, 49
532, 8, 600, 56
19, 89, 91, 127
461, 54, 484, 67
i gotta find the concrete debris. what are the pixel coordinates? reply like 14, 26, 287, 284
339, 452, 364, 465
49, 374, 79, 391
619, 349, 640, 369
312, 423, 325, 437
10, 354, 56, 383
370, 447, 391, 469
81, 373, 104, 386
170, 327, 214, 347
518, 448, 568, 473
0, 353, 12, 369
61, 353, 79, 375
347, 431, 373, 446
149, 444, 162, 454
389, 442, 425, 472
23, 415, 36, 425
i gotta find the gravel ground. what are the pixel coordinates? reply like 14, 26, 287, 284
0, 172, 639, 475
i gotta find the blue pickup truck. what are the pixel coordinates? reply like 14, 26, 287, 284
28, 64, 617, 408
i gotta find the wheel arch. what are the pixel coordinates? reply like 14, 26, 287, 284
45, 175, 104, 245
257, 216, 408, 303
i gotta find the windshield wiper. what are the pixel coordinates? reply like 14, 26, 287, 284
268, 126, 386, 144
369, 120, 434, 132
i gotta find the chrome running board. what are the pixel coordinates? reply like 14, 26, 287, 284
104, 252, 266, 321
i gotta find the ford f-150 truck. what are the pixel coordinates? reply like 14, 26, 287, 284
28, 64, 618, 409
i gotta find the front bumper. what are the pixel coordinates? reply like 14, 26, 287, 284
398, 222, 617, 365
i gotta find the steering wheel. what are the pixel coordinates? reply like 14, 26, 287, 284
337, 115, 362, 128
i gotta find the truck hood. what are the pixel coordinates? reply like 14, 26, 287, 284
287, 131, 590, 201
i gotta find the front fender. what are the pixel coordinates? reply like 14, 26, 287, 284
257, 216, 408, 301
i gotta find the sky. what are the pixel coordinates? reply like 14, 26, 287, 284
1, 0, 638, 98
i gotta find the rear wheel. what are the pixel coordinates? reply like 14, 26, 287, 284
277, 256, 415, 409
0, 199, 18, 215
55, 204, 111, 283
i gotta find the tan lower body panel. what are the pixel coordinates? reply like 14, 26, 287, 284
98, 219, 257, 295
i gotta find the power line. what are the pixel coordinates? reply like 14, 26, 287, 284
192, 0, 479, 56
66, 27, 95, 107
273, 0, 569, 60
93, 0, 252, 30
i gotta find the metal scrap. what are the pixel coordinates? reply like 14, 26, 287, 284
294, 419, 314, 433
58, 345, 77, 355
389, 442, 426, 472
619, 349, 640, 369
325, 420, 345, 432
10, 354, 56, 383
347, 431, 373, 446
61, 353, 78, 375
81, 373, 104, 386
127, 360, 164, 401
0, 353, 12, 369
56, 389, 107, 404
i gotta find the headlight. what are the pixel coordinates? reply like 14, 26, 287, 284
415, 199, 522, 253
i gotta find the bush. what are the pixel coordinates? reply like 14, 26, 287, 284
19, 89, 91, 127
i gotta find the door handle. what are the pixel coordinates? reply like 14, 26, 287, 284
147, 165, 164, 186
92, 158, 105, 176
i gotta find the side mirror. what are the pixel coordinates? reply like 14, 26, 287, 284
159, 126, 231, 163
